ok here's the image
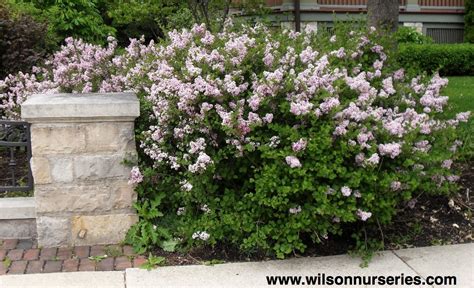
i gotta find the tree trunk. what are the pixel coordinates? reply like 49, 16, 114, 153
367, 0, 399, 33
294, 0, 301, 32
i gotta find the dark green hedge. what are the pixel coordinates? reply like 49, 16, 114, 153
398, 44, 474, 76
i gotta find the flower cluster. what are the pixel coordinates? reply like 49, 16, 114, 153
192, 231, 210, 241
128, 166, 143, 185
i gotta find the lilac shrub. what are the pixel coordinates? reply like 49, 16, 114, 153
0, 22, 470, 258
0, 36, 139, 119
124, 23, 469, 257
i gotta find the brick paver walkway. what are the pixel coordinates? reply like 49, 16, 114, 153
0, 239, 147, 275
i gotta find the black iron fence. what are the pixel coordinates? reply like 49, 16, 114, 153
0, 120, 33, 193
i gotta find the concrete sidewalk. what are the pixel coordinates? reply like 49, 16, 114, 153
1, 243, 472, 288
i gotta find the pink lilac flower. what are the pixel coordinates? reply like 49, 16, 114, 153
456, 112, 471, 122
263, 53, 274, 67
383, 120, 405, 137
180, 180, 193, 191
326, 187, 336, 195
192, 231, 210, 241
290, 101, 313, 116
446, 175, 460, 182
285, 156, 302, 168
431, 175, 446, 186
373, 60, 383, 70
299, 46, 318, 63
341, 186, 352, 197
289, 206, 302, 214
188, 152, 213, 173
333, 120, 350, 136
378, 143, 402, 159
319, 97, 340, 113
201, 31, 215, 45
441, 159, 453, 169
371, 44, 382, 53
189, 138, 206, 154
365, 153, 380, 166
263, 113, 273, 123
356, 209, 372, 221
334, 47, 345, 58
382, 77, 396, 95
269, 136, 280, 148
390, 181, 401, 191
393, 68, 405, 80
200, 204, 211, 213
355, 153, 365, 165
353, 190, 361, 198
449, 140, 463, 152
128, 166, 143, 184
292, 138, 308, 152
357, 131, 374, 148
414, 140, 431, 153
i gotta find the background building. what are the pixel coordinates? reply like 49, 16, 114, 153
234, 0, 466, 43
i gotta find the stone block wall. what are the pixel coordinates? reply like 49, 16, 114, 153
22, 93, 140, 247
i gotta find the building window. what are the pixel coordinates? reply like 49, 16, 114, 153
426, 28, 464, 43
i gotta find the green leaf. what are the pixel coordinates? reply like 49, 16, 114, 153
161, 239, 179, 252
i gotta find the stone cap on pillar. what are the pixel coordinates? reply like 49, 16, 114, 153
21, 92, 140, 123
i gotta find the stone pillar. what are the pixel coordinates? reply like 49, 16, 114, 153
21, 92, 140, 247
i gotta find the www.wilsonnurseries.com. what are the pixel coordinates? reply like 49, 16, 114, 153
265, 273, 457, 286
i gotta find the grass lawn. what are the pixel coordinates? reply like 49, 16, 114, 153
443, 76, 474, 118
443, 76, 474, 160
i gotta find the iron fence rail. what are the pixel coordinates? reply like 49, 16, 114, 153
0, 120, 33, 192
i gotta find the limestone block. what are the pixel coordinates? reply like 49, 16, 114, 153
21, 92, 140, 122
36, 216, 70, 247
73, 154, 131, 181
35, 185, 112, 214
0, 219, 36, 239
71, 214, 138, 246
112, 182, 137, 209
31, 124, 86, 155
50, 157, 74, 183
84, 122, 136, 153
30, 157, 51, 184
0, 197, 36, 219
